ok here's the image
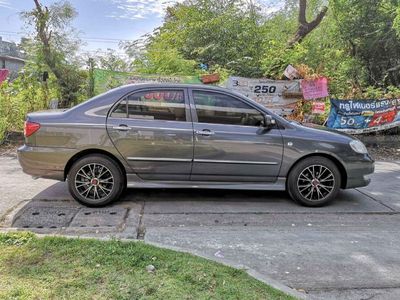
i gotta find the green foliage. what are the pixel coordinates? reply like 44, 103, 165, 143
0, 232, 34, 246
129, 0, 266, 77
21, 0, 84, 105
129, 0, 400, 101
394, 6, 400, 36
259, 1, 368, 98
91, 49, 132, 73
358, 85, 400, 99
3, 0, 400, 142
133, 42, 198, 75
331, 0, 400, 86
0, 71, 58, 143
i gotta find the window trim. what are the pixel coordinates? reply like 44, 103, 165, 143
189, 88, 265, 127
107, 87, 192, 123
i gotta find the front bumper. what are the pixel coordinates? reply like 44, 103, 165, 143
17, 145, 75, 181
344, 154, 375, 189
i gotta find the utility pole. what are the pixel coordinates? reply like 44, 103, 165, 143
88, 58, 95, 98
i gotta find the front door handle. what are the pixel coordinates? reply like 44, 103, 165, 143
113, 124, 130, 131
195, 129, 215, 136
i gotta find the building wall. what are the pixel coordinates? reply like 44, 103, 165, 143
1, 58, 25, 80
0, 37, 21, 58
0, 37, 25, 80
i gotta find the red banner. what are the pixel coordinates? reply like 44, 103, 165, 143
0, 69, 9, 84
312, 101, 326, 114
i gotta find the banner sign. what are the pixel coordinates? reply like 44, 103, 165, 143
0, 69, 9, 84
301, 77, 329, 100
312, 101, 326, 114
94, 69, 201, 95
226, 76, 302, 116
327, 99, 400, 134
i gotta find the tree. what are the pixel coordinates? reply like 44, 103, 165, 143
92, 49, 131, 73
129, 0, 267, 77
123, 37, 198, 75
331, 0, 400, 86
288, 0, 328, 46
22, 0, 84, 106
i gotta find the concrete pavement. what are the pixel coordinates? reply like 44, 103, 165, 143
1, 155, 400, 299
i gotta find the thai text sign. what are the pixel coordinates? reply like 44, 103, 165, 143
94, 69, 201, 95
312, 101, 326, 114
226, 77, 302, 116
301, 77, 329, 100
327, 99, 400, 134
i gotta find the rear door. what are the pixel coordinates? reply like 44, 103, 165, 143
107, 88, 194, 181
189, 89, 283, 182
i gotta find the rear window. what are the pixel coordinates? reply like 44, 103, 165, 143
111, 90, 186, 121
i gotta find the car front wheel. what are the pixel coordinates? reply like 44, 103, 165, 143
287, 156, 341, 207
67, 154, 125, 207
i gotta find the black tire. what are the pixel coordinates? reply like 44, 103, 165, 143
287, 156, 341, 207
67, 154, 125, 207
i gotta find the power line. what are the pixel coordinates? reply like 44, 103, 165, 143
0, 30, 139, 43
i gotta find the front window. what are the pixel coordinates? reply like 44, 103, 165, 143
192, 90, 264, 126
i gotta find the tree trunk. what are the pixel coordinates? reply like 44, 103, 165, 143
288, 0, 328, 47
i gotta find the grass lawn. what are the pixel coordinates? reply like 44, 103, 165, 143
0, 232, 295, 300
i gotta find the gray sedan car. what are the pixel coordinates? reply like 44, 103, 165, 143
18, 84, 374, 207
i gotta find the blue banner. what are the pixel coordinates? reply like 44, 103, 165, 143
327, 99, 400, 133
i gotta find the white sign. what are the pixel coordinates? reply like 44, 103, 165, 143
284, 65, 300, 80
226, 77, 302, 116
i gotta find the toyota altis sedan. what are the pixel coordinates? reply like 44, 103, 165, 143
17, 84, 374, 207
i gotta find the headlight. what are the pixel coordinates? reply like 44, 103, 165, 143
350, 140, 368, 154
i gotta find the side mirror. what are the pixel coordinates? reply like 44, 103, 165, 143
263, 115, 276, 128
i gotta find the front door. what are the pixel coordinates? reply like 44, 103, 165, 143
189, 89, 283, 182
107, 88, 194, 181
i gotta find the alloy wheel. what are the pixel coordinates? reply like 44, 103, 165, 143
74, 163, 114, 201
297, 165, 335, 202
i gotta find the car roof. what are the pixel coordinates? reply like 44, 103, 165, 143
117, 83, 228, 92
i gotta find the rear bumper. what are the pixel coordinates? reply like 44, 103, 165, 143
17, 145, 75, 181
344, 154, 375, 189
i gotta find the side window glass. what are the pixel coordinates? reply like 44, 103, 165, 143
110, 90, 186, 121
193, 91, 264, 126
124, 90, 186, 121
111, 100, 127, 118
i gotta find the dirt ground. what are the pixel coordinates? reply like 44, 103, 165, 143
368, 145, 400, 161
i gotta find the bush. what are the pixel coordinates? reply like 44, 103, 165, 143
0, 74, 58, 143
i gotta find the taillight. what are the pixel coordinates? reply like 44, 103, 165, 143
24, 121, 41, 137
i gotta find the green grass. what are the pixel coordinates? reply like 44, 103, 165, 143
0, 232, 295, 300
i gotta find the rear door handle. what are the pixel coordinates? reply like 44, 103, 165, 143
195, 129, 215, 136
113, 124, 130, 131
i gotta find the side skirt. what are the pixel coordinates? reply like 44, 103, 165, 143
126, 174, 287, 191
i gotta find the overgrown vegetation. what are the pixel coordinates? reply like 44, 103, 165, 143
130, 0, 400, 97
21, 0, 84, 106
0, 232, 293, 299
1, 0, 400, 143
0, 72, 58, 142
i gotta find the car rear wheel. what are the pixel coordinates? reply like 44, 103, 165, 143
287, 156, 341, 207
67, 154, 125, 207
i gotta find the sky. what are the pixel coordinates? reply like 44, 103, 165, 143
0, 0, 282, 55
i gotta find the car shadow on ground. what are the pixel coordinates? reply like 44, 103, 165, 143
28, 180, 376, 210
5, 179, 390, 232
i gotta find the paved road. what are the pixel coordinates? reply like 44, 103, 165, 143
1, 155, 400, 299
